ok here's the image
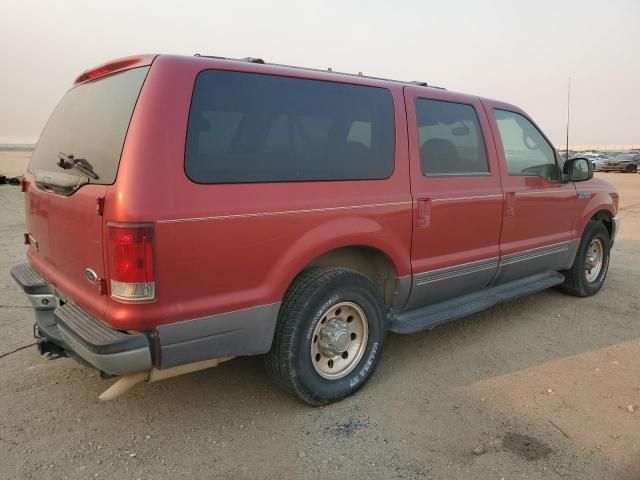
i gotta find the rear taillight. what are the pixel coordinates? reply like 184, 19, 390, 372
107, 224, 155, 301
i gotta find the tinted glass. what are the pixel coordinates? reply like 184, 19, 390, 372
29, 67, 149, 186
493, 109, 559, 181
185, 71, 395, 183
415, 99, 488, 176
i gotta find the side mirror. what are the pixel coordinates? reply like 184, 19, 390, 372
563, 157, 594, 182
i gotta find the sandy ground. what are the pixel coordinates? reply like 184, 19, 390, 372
0, 153, 639, 479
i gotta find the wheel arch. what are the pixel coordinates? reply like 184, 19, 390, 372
305, 245, 402, 310
574, 192, 616, 241
590, 209, 614, 239
267, 230, 410, 314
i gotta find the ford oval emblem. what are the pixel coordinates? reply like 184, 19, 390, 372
84, 268, 98, 283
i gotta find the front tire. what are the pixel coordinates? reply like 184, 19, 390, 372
265, 267, 385, 406
558, 221, 611, 297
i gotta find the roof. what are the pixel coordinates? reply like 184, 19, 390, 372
191, 53, 447, 91
182, 54, 510, 108
73, 53, 513, 110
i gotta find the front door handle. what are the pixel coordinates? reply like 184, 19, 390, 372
416, 198, 432, 228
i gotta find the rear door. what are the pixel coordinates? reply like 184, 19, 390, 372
484, 104, 577, 284
24, 66, 149, 318
404, 87, 504, 310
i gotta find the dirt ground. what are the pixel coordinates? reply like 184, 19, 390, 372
1, 154, 639, 480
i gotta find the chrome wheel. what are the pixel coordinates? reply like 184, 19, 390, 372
585, 238, 604, 282
311, 301, 369, 380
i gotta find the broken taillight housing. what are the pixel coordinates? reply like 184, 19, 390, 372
107, 224, 155, 301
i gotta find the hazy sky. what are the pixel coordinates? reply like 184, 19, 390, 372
1, 0, 638, 145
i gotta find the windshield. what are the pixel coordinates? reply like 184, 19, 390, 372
29, 67, 149, 192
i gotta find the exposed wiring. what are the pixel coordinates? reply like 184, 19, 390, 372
0, 343, 36, 360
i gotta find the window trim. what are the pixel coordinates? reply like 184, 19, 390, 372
492, 108, 562, 182
414, 97, 492, 179
424, 172, 492, 178
183, 69, 397, 185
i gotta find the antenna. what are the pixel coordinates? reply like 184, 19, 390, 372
565, 76, 571, 160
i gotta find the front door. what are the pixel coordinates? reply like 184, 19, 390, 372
483, 102, 578, 284
404, 87, 504, 310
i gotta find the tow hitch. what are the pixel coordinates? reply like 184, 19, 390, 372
34, 325, 66, 359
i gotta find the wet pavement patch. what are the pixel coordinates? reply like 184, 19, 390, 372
502, 432, 553, 461
324, 417, 370, 439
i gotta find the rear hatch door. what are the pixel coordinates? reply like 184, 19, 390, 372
25, 66, 149, 318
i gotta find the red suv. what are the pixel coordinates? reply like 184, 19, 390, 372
12, 54, 619, 405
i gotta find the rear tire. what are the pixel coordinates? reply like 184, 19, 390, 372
265, 267, 385, 406
558, 221, 611, 297
625, 164, 638, 173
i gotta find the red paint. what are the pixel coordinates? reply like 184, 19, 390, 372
405, 88, 504, 274
26, 184, 109, 320
21, 54, 618, 331
481, 98, 579, 256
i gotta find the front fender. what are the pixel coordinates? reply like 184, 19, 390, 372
573, 185, 616, 238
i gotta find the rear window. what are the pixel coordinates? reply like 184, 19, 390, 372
415, 99, 489, 176
185, 70, 395, 183
29, 67, 149, 186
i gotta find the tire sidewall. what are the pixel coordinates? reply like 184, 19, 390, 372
576, 223, 611, 295
293, 273, 385, 401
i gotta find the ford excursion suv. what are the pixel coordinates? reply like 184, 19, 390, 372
12, 54, 619, 405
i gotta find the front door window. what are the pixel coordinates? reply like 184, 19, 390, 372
493, 109, 559, 182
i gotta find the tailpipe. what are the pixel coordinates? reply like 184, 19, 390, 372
98, 356, 234, 401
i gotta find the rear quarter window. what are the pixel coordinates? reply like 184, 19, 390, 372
185, 71, 395, 183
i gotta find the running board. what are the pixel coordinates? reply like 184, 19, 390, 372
388, 271, 565, 334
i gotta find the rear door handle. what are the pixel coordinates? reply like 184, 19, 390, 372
505, 192, 516, 216
416, 198, 432, 228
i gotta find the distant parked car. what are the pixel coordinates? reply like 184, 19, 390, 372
575, 153, 600, 170
600, 153, 640, 173
589, 153, 611, 171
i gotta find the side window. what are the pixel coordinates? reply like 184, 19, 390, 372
185, 70, 395, 183
493, 109, 559, 181
415, 99, 489, 176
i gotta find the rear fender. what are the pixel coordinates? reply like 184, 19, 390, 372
264, 216, 410, 300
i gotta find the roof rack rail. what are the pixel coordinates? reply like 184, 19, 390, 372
241, 57, 265, 64
409, 80, 446, 90
192, 54, 446, 90
194, 53, 227, 60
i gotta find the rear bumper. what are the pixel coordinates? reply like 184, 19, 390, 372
11, 263, 152, 376
11, 262, 280, 374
